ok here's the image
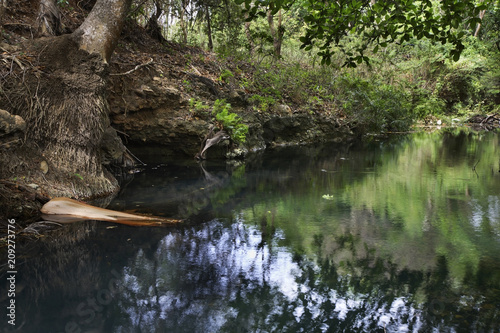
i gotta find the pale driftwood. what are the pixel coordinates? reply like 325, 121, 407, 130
41, 197, 182, 226
195, 129, 230, 159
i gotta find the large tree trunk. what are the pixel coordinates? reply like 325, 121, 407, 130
36, 0, 62, 36
73, 0, 132, 63
1, 0, 132, 199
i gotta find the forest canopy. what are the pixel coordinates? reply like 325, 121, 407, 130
236, 0, 494, 66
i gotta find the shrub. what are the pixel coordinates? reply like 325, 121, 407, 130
218, 69, 235, 83
334, 75, 413, 133
435, 60, 485, 112
189, 98, 210, 117
248, 94, 276, 112
213, 99, 249, 144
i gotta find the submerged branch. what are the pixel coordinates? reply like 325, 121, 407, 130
41, 197, 182, 226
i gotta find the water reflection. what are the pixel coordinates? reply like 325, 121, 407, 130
1, 129, 500, 332
110, 220, 301, 332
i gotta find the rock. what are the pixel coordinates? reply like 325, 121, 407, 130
227, 90, 247, 107
40, 160, 49, 174
226, 147, 248, 159
0, 43, 20, 53
0, 109, 26, 149
106, 64, 353, 158
272, 104, 292, 115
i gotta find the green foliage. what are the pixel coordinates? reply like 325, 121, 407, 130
213, 99, 249, 144
182, 79, 192, 92
249, 62, 339, 106
209, 1, 250, 58
435, 60, 485, 112
248, 94, 276, 112
189, 98, 210, 117
128, 0, 499, 132
57, 0, 70, 7
218, 69, 235, 83
188, 99, 249, 144
412, 90, 447, 118
334, 75, 413, 132
239, 0, 492, 66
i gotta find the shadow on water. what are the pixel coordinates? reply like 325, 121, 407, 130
1, 129, 500, 332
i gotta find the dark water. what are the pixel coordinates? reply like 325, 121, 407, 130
2, 129, 500, 332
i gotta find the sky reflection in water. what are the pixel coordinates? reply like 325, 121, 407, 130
112, 219, 426, 333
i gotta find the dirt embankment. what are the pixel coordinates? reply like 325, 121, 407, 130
106, 24, 354, 160
0, 2, 351, 225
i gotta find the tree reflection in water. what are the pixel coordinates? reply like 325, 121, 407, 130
109, 217, 499, 332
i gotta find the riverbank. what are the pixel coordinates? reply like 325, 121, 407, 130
1, 3, 499, 229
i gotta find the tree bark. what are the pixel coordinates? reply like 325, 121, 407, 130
1, 0, 133, 198
36, 0, 62, 36
73, 0, 132, 63
205, 4, 213, 51
179, 0, 188, 44
474, 10, 486, 37
0, 0, 6, 40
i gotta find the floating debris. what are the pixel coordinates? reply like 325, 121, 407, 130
41, 197, 183, 226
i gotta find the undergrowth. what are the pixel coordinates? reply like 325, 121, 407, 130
226, 33, 499, 133
190, 98, 249, 144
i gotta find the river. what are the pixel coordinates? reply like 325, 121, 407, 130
2, 128, 500, 332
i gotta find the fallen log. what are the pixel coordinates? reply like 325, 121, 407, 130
41, 197, 182, 226
195, 129, 230, 160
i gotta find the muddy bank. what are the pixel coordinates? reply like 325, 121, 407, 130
107, 48, 354, 159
